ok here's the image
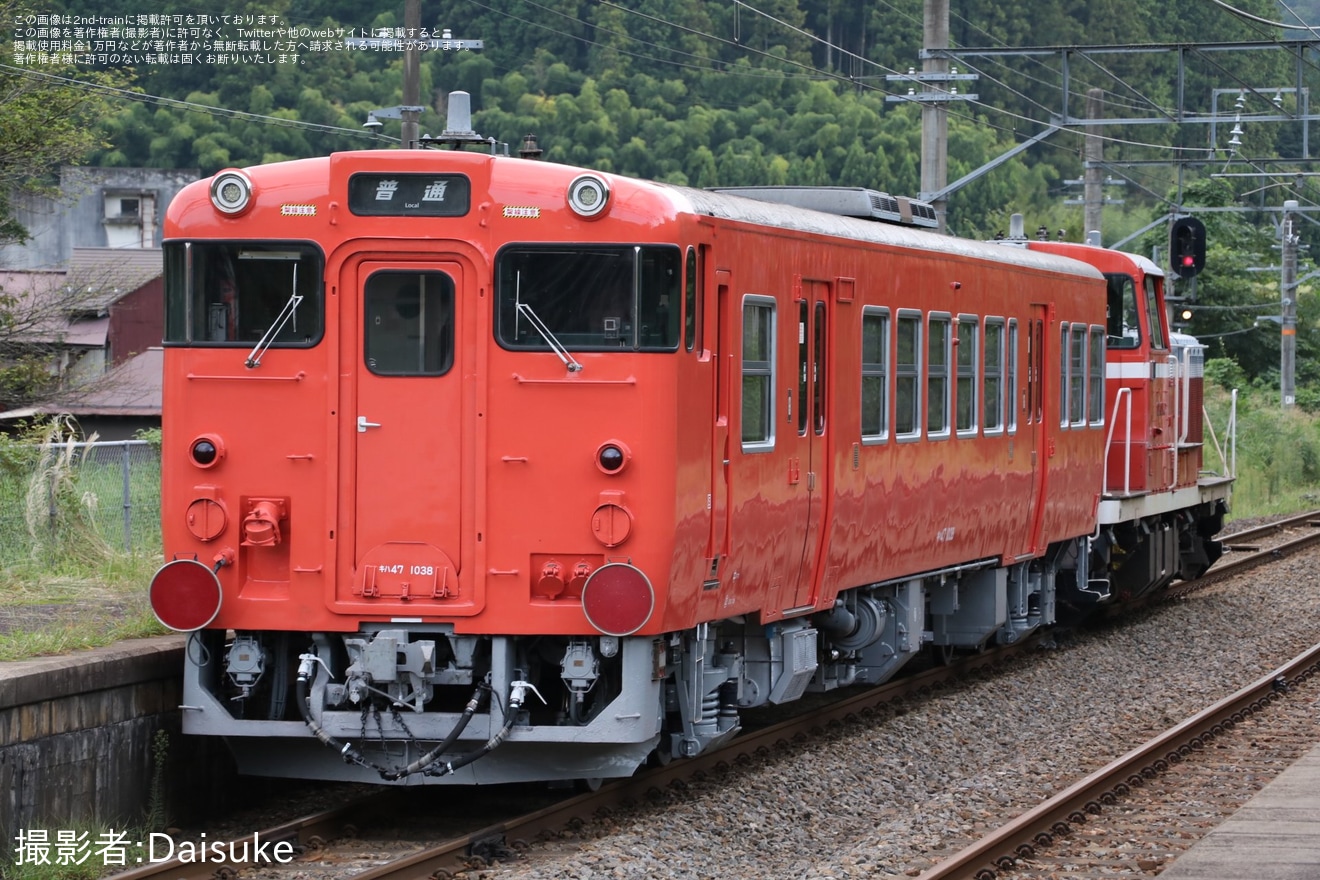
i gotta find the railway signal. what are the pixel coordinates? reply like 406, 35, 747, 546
1170, 216, 1207, 278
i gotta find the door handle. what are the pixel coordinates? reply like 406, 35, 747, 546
357, 416, 381, 432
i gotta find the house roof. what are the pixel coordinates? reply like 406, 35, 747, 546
67, 248, 163, 311
1, 248, 161, 346
0, 346, 162, 420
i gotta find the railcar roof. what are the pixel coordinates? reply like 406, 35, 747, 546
182, 152, 1104, 283
665, 184, 1104, 281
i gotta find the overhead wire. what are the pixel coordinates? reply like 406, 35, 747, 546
9, 0, 1318, 202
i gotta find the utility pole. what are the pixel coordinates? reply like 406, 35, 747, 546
1084, 89, 1104, 240
1282, 199, 1298, 408
884, 0, 976, 228
402, 0, 421, 149
921, 0, 949, 232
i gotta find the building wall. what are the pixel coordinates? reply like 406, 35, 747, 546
110, 278, 165, 366
0, 168, 198, 270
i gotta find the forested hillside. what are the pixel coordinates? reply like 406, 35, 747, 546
10, 0, 1320, 396
13, 0, 1288, 236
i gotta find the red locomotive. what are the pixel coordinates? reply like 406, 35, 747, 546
149, 95, 1232, 784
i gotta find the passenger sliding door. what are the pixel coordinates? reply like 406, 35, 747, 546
788, 284, 830, 610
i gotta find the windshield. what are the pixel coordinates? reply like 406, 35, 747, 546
495, 245, 681, 352
164, 242, 323, 346
1105, 273, 1140, 350
1144, 274, 1168, 350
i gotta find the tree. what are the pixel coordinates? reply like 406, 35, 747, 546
1, 0, 137, 410
0, 0, 127, 249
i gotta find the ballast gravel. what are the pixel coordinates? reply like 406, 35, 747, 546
480, 543, 1320, 880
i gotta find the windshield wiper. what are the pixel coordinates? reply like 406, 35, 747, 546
246, 263, 303, 368
515, 272, 582, 373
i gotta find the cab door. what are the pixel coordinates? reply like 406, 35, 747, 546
345, 260, 469, 609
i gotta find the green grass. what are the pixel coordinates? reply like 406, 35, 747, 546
0, 822, 163, 880
0, 554, 168, 661
0, 424, 167, 660
1205, 383, 1320, 520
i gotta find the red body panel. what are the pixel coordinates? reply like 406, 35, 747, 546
160, 151, 1108, 641
1027, 241, 1203, 499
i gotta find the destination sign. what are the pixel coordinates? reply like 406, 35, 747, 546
348, 173, 470, 217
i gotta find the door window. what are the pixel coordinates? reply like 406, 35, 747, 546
364, 271, 454, 375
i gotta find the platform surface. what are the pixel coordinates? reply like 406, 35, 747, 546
1159, 742, 1320, 880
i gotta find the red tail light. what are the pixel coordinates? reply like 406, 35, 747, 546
581, 563, 654, 636
149, 559, 223, 631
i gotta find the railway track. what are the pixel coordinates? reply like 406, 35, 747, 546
106, 511, 1320, 880
109, 642, 1041, 880
914, 640, 1320, 880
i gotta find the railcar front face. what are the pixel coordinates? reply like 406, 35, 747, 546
151, 153, 686, 784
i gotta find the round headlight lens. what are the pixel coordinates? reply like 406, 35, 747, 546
210, 169, 253, 215
567, 174, 610, 218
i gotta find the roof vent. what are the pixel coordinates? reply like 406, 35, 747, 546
709, 186, 938, 228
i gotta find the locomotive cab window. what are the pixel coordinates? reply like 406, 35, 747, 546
1105, 274, 1141, 349
364, 271, 454, 376
1144, 275, 1169, 350
164, 242, 323, 346
495, 245, 681, 351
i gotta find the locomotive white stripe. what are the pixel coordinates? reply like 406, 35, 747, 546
1106, 362, 1186, 380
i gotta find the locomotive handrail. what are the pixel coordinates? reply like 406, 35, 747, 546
1202, 389, 1239, 479
1103, 387, 1133, 495
1167, 353, 1179, 491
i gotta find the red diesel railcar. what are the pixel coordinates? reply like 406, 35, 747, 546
150, 103, 1231, 785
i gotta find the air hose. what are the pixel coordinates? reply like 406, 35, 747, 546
296, 653, 539, 781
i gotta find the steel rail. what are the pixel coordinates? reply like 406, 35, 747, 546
107, 514, 1320, 880
1218, 508, 1320, 548
913, 641, 1320, 880
105, 790, 399, 880
347, 645, 1039, 880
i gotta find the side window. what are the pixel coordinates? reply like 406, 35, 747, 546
797, 301, 809, 436
1089, 325, 1106, 425
1070, 324, 1086, 425
365, 271, 454, 376
928, 314, 951, 438
813, 301, 827, 435
1145, 275, 1168, 350
956, 316, 978, 436
984, 318, 1005, 434
741, 297, 775, 451
861, 308, 889, 444
896, 311, 922, 440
